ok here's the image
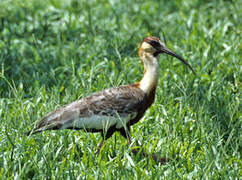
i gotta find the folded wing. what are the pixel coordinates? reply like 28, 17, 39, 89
27, 85, 146, 135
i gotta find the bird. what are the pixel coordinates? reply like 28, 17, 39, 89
27, 36, 194, 159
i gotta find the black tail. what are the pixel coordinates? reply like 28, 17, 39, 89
25, 129, 42, 136
25, 130, 36, 136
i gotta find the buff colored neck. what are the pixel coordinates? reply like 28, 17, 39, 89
139, 53, 159, 95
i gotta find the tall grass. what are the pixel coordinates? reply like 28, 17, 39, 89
0, 0, 241, 179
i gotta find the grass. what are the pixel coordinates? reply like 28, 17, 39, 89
0, 0, 241, 179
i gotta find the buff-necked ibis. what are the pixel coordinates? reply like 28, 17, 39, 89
27, 36, 194, 162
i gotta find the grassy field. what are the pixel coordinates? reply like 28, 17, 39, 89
0, 0, 241, 179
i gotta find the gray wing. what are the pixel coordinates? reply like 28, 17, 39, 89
27, 85, 145, 134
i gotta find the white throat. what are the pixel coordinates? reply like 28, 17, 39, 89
139, 53, 159, 94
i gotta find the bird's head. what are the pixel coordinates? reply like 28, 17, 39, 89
139, 36, 195, 73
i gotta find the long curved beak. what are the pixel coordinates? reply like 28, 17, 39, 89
159, 46, 195, 74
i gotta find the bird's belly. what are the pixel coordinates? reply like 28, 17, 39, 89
61, 113, 136, 130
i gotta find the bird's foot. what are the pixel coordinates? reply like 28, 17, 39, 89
151, 154, 170, 164
131, 147, 170, 164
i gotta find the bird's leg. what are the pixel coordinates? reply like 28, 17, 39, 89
95, 128, 116, 154
119, 128, 169, 164
119, 128, 140, 154
95, 138, 104, 154
119, 127, 132, 144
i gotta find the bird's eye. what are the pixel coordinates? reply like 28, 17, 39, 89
148, 41, 161, 49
